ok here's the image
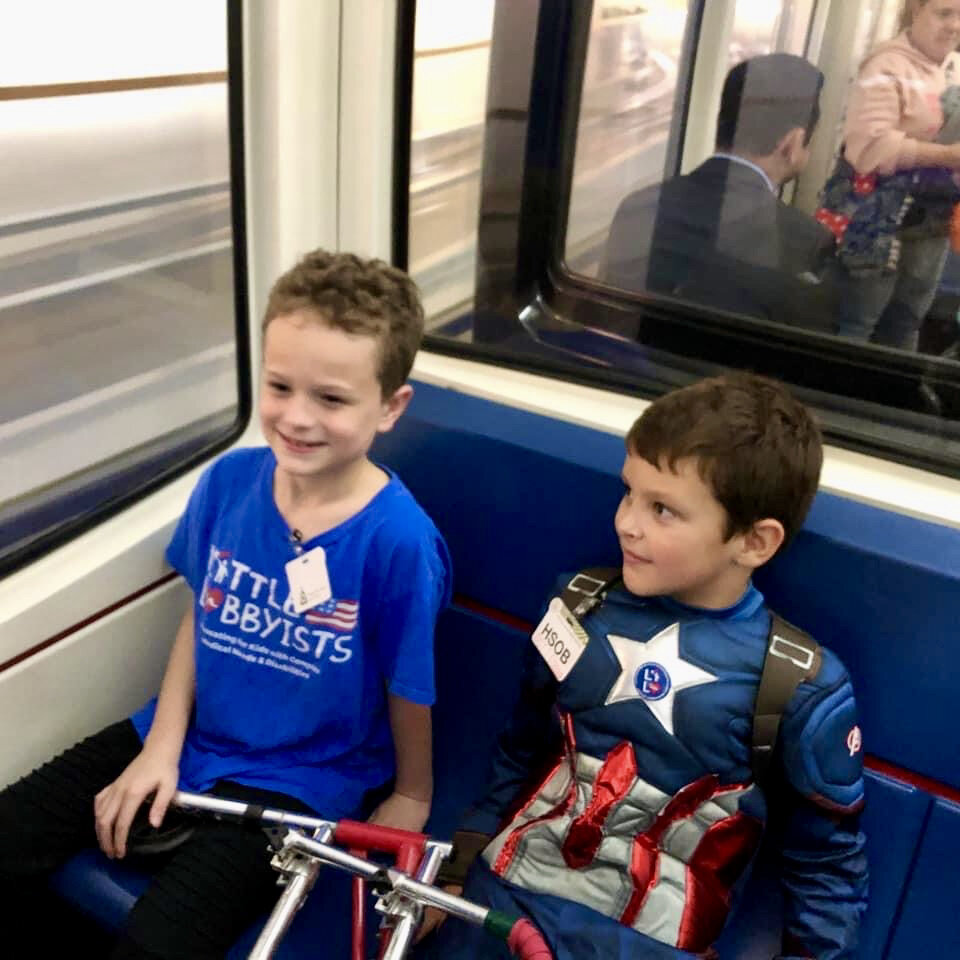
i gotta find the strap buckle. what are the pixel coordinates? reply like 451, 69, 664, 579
566, 573, 607, 618
769, 633, 815, 671
558, 568, 620, 621
566, 573, 607, 598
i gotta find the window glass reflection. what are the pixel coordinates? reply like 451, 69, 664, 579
573, 0, 960, 373
413, 0, 960, 471
600, 53, 833, 332
0, 0, 240, 561
567, 1, 691, 275
816, 0, 960, 351
408, 0, 496, 322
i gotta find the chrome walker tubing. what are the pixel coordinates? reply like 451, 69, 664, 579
172, 791, 456, 960
173, 790, 336, 834
247, 824, 334, 960
271, 832, 456, 960
282, 831, 476, 922
173, 792, 339, 960
369, 842, 448, 960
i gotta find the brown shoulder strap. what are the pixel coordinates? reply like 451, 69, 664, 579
752, 614, 822, 782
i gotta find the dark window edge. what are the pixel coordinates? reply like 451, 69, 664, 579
392, 0, 417, 271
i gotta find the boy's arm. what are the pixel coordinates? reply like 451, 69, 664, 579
774, 656, 868, 960
368, 528, 451, 834
368, 695, 432, 833
776, 799, 867, 960
94, 604, 197, 858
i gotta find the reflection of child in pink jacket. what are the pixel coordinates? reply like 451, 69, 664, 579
844, 32, 949, 175
822, 14, 960, 351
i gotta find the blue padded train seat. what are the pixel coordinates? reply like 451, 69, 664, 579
714, 769, 932, 959
886, 798, 960, 959
50, 849, 150, 932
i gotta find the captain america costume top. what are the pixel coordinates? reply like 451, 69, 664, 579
422, 579, 867, 960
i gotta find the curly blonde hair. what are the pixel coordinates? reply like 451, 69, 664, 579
264, 250, 424, 396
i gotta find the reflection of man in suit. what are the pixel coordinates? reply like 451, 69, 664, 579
600, 54, 835, 332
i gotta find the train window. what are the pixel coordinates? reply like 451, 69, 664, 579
407, 0, 496, 323
0, 1, 247, 572
415, 0, 960, 478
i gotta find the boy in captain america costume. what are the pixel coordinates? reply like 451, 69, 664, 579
418, 372, 867, 960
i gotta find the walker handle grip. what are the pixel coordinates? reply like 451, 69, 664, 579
333, 819, 428, 857
485, 912, 554, 959
507, 918, 553, 960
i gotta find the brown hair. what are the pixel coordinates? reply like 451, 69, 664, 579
715, 54, 824, 154
626, 372, 822, 546
900, 0, 930, 31
263, 249, 425, 396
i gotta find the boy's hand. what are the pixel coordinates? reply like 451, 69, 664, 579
415, 885, 462, 942
367, 791, 431, 834
93, 748, 179, 859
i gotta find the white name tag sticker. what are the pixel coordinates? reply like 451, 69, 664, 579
285, 546, 332, 613
532, 597, 589, 681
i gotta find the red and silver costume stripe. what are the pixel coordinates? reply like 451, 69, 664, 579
483, 718, 762, 952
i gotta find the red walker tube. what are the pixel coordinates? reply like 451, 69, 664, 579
351, 864, 365, 960
333, 824, 428, 960
334, 819, 428, 857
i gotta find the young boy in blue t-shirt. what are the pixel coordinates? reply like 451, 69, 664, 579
419, 373, 867, 960
0, 250, 451, 958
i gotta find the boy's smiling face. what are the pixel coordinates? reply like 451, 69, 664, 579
259, 310, 408, 485
615, 452, 751, 609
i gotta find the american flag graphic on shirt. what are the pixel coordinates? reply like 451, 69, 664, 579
305, 598, 359, 631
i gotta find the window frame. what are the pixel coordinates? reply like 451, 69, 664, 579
0, 0, 252, 577
399, 0, 960, 481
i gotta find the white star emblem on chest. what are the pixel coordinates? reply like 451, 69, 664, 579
604, 623, 718, 736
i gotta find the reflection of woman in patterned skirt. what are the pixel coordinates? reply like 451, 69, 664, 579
817, 0, 960, 350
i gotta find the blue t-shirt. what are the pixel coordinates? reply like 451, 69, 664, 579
132, 447, 452, 817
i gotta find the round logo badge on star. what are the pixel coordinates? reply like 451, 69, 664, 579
635, 662, 671, 701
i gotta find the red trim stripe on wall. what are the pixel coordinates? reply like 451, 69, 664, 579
0, 572, 180, 675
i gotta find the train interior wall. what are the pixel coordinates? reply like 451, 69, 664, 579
0, 583, 185, 788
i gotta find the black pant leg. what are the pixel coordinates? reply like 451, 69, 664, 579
116, 783, 315, 960
0, 719, 142, 882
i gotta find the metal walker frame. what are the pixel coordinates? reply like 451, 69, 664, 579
171, 791, 552, 960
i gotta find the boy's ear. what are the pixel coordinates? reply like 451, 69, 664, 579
777, 126, 807, 168
377, 383, 414, 433
737, 518, 785, 570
